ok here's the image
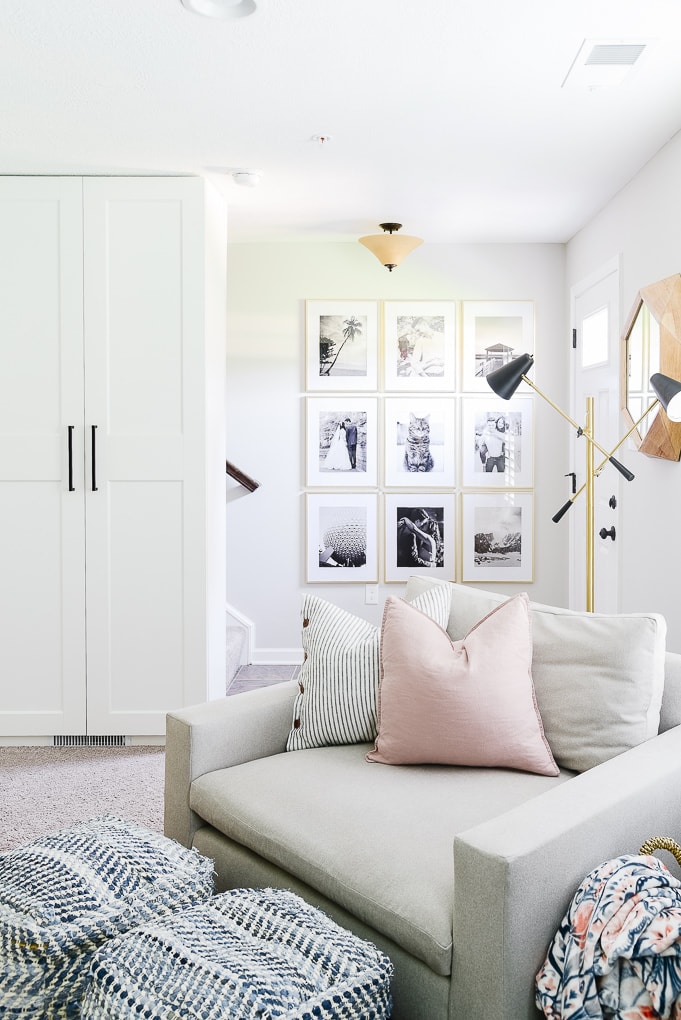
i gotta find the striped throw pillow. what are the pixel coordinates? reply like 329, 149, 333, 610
286, 586, 450, 750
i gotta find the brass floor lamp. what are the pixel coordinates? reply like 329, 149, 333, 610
486, 355, 681, 612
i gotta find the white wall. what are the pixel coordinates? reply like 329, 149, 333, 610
226, 240, 567, 660
567, 128, 681, 651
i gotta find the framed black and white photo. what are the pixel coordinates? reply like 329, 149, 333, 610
461, 492, 534, 582
461, 396, 534, 488
305, 300, 379, 391
383, 300, 457, 391
461, 300, 534, 392
306, 492, 378, 582
305, 397, 378, 487
384, 397, 456, 488
384, 493, 455, 582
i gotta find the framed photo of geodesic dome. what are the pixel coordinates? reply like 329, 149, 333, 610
306, 492, 378, 582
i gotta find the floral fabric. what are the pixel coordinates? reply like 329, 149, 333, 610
536, 854, 681, 1019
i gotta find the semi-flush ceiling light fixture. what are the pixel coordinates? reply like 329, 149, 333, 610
358, 223, 423, 272
180, 0, 256, 19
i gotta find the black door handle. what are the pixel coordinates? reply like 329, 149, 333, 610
67, 426, 75, 491
599, 526, 616, 541
91, 425, 98, 491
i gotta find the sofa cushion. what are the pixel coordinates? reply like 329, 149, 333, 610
189, 744, 572, 976
286, 585, 450, 751
405, 577, 667, 773
366, 593, 558, 776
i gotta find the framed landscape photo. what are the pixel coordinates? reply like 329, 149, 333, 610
383, 300, 457, 391
306, 397, 378, 487
461, 492, 534, 582
384, 397, 456, 488
384, 493, 455, 582
306, 492, 378, 582
461, 396, 534, 488
461, 300, 534, 392
306, 300, 379, 391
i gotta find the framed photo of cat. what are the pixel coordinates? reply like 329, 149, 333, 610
383, 493, 456, 582
305, 397, 378, 487
460, 300, 535, 392
383, 300, 457, 391
306, 492, 379, 582
305, 300, 379, 391
460, 492, 534, 582
460, 396, 534, 488
383, 397, 456, 488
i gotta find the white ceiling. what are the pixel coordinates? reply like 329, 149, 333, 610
4, 0, 681, 245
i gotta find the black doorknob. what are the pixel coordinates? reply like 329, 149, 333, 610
599, 526, 616, 541
608, 495, 617, 509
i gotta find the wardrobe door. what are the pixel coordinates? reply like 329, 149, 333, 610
0, 178, 86, 738
82, 177, 218, 735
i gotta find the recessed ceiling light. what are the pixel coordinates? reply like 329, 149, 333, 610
231, 169, 262, 187
180, 0, 256, 20
562, 38, 649, 90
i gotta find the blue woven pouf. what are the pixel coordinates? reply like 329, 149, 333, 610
81, 887, 393, 1019
0, 816, 214, 1018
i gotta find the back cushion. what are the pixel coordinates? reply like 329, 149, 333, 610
405, 577, 666, 773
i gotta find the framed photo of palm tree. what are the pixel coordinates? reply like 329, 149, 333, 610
383, 300, 457, 391
306, 300, 379, 391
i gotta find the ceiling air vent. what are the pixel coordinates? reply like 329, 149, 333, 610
562, 39, 649, 90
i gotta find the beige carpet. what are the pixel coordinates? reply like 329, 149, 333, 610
0, 746, 165, 853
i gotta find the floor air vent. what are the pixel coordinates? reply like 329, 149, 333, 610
53, 735, 127, 748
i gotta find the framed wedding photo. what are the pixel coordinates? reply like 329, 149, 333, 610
306, 492, 378, 582
384, 493, 455, 582
461, 300, 534, 392
461, 492, 534, 583
383, 300, 457, 391
305, 300, 379, 391
461, 396, 534, 488
384, 397, 456, 488
305, 397, 378, 487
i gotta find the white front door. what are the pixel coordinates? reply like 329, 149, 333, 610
570, 257, 627, 613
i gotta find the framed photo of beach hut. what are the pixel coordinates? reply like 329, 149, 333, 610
383, 300, 457, 391
383, 397, 456, 488
461, 300, 534, 392
305, 397, 378, 487
461, 491, 534, 582
460, 396, 534, 488
384, 492, 455, 582
306, 492, 378, 582
305, 300, 379, 391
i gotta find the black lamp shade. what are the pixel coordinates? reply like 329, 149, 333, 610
486, 353, 535, 400
650, 372, 681, 422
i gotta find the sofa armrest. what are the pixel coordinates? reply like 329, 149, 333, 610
164, 681, 297, 849
451, 725, 681, 1020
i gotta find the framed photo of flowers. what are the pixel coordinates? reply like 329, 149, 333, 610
461, 491, 534, 583
461, 300, 534, 392
383, 300, 457, 391
306, 492, 378, 582
306, 397, 378, 487
306, 300, 379, 391
460, 396, 534, 488
384, 493, 455, 582
383, 397, 456, 488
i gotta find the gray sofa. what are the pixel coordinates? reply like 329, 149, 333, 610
165, 584, 681, 1020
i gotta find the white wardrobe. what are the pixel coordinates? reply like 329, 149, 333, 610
0, 176, 227, 742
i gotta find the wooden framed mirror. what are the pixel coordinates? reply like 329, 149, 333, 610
621, 273, 681, 460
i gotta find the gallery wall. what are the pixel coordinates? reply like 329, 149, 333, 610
567, 127, 681, 650
226, 240, 567, 661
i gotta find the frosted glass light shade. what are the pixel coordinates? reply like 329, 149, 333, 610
359, 230, 423, 271
180, 0, 256, 19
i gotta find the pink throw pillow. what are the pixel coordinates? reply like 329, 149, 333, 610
366, 593, 559, 776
